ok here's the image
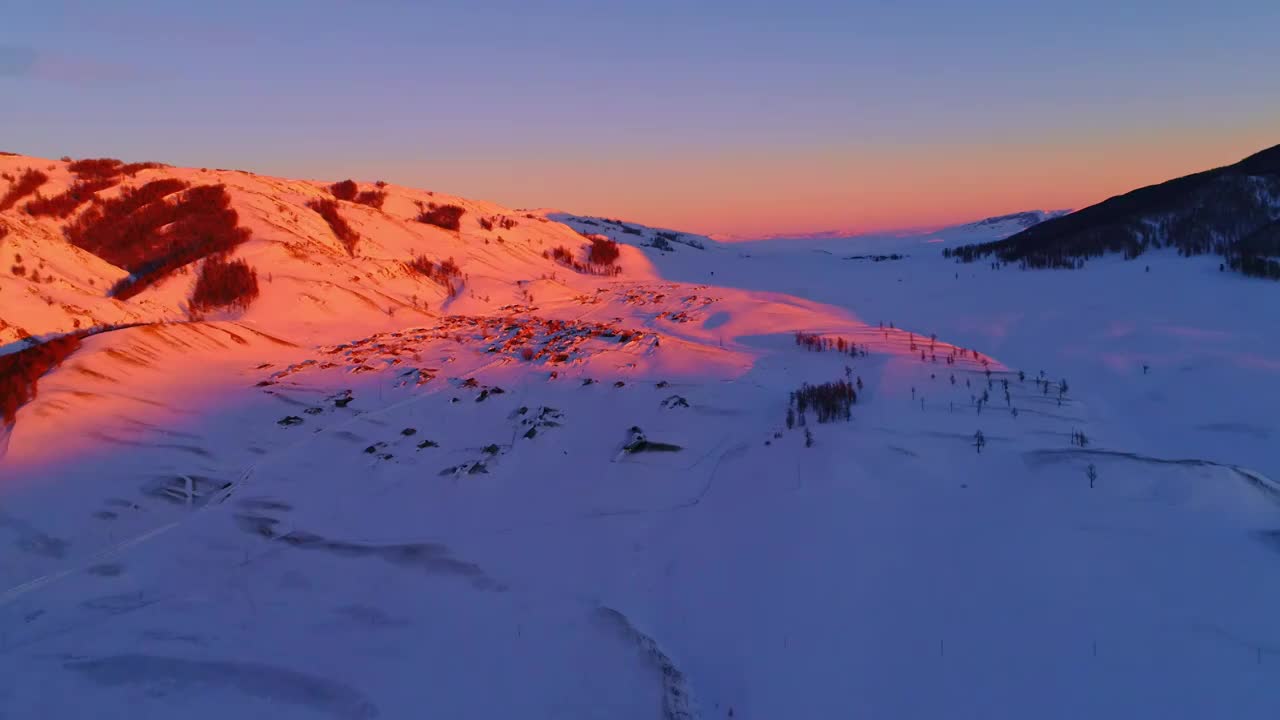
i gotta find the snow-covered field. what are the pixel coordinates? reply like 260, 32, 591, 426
1, 156, 1278, 718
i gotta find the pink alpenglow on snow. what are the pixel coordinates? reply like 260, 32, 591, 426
1, 119, 1278, 720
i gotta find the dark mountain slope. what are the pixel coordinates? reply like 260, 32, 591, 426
944, 144, 1280, 278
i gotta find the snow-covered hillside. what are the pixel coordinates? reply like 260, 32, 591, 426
0, 153, 681, 350
930, 209, 1072, 242
1, 153, 1278, 719
945, 143, 1280, 276
543, 211, 715, 253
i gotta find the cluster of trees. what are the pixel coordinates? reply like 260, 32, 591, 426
479, 215, 519, 232
1028, 375, 1069, 400
1228, 253, 1280, 279
407, 255, 462, 296
19, 157, 164, 218
586, 217, 641, 235
25, 177, 117, 218
0, 169, 48, 211
543, 242, 623, 276
307, 198, 360, 255
794, 332, 864, 357
0, 334, 82, 424
189, 255, 260, 313
786, 379, 857, 426
1228, 221, 1280, 279
845, 253, 905, 262
329, 179, 359, 201
416, 202, 466, 231
64, 179, 190, 260
329, 179, 385, 209
588, 236, 620, 265
67, 157, 161, 180
644, 230, 705, 251
354, 189, 386, 209
98, 184, 252, 300
22, 157, 156, 218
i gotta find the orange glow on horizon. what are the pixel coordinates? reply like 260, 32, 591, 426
364, 122, 1279, 239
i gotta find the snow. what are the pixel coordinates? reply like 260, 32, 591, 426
1, 154, 1279, 718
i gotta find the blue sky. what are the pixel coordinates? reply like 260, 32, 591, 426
3, 0, 1278, 235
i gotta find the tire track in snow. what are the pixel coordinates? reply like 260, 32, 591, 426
1026, 448, 1280, 502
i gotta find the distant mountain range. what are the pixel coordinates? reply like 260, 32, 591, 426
954, 210, 1071, 234
945, 143, 1280, 279
714, 209, 1069, 244
934, 210, 1072, 242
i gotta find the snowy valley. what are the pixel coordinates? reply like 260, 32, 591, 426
0, 151, 1278, 719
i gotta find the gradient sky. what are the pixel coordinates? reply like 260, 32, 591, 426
3, 0, 1277, 237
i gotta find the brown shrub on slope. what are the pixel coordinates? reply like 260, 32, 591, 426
307, 198, 360, 255
25, 178, 118, 218
407, 255, 461, 296
588, 236, 620, 265
329, 179, 359, 201
544, 241, 622, 276
354, 190, 386, 209
416, 203, 465, 231
190, 255, 260, 312
106, 185, 252, 299
0, 335, 82, 424
24, 156, 165, 217
65, 157, 161, 181
67, 158, 125, 180
64, 179, 190, 260
0, 169, 49, 212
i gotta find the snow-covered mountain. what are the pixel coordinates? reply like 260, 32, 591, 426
710, 209, 1068, 244
943, 209, 1072, 240
946, 143, 1280, 276
2, 152, 1279, 719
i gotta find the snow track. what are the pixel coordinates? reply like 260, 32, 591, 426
1027, 448, 1280, 502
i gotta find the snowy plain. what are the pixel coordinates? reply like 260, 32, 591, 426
1, 155, 1278, 719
